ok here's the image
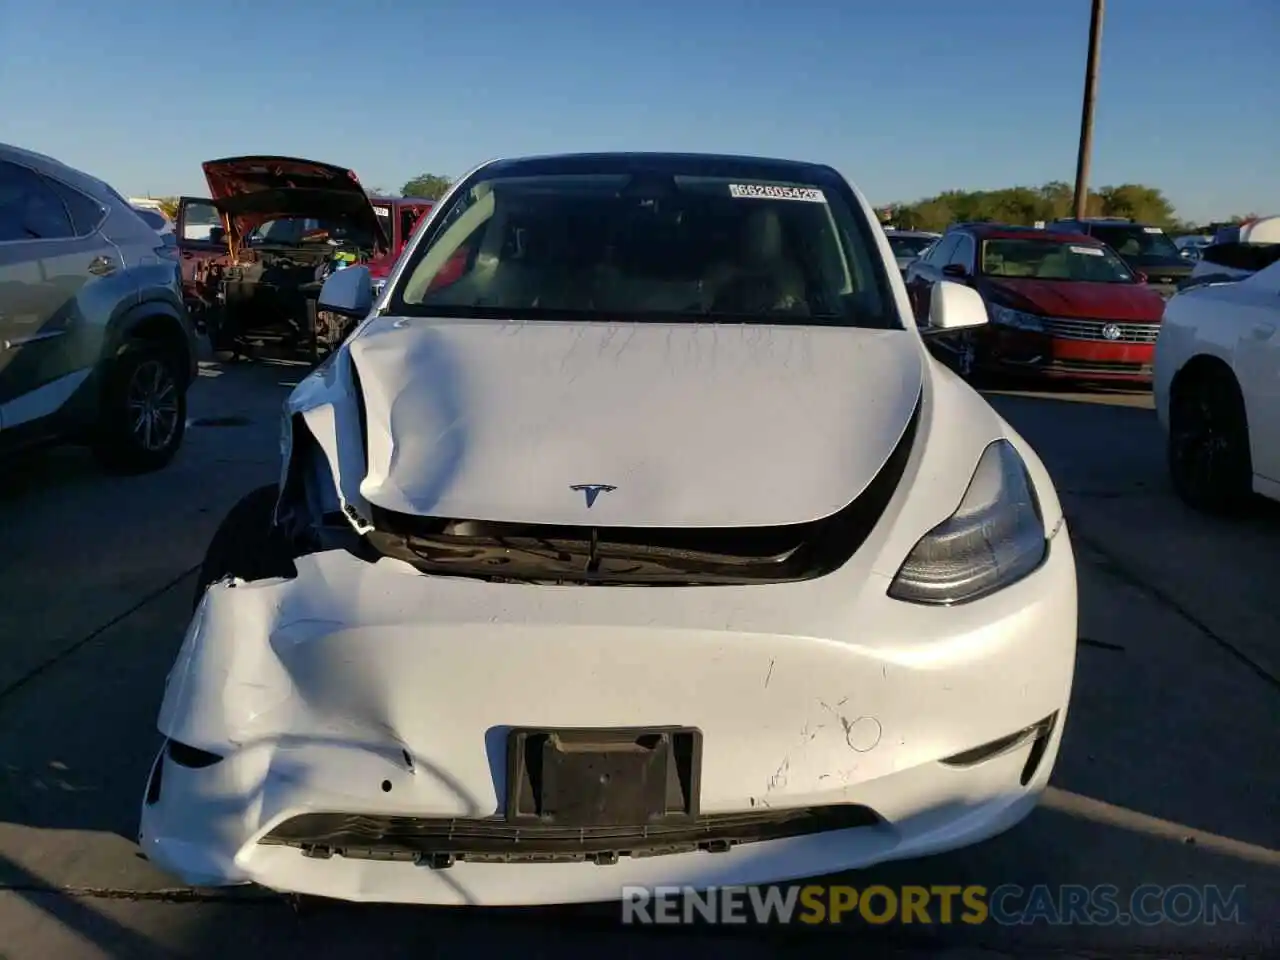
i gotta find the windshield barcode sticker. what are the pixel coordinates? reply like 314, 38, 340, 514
1069, 245, 1105, 256
728, 184, 826, 202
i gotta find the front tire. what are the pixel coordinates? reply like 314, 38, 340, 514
92, 342, 187, 474
1167, 367, 1253, 513
194, 484, 299, 611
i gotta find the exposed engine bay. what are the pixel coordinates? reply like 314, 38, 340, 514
194, 237, 377, 360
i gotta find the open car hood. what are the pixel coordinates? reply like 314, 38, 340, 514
347, 318, 924, 528
201, 155, 388, 259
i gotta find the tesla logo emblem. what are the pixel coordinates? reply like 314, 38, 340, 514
1102, 323, 1122, 341
570, 484, 616, 508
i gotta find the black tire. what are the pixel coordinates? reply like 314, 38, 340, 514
92, 342, 188, 474
1167, 366, 1253, 514
194, 484, 299, 611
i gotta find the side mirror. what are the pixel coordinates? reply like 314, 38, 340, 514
941, 263, 968, 279
1135, 271, 1148, 284
923, 280, 988, 338
317, 264, 373, 318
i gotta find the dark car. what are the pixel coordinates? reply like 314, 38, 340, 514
174, 156, 389, 361
1, 142, 199, 472
1045, 218, 1192, 297
884, 229, 940, 276
905, 223, 1168, 383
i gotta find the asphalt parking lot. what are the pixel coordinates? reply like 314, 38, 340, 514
1, 359, 1277, 959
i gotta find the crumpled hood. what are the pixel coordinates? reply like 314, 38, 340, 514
985, 277, 1167, 321
346, 318, 924, 528
201, 155, 388, 259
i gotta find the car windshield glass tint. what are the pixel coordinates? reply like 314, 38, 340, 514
888, 236, 934, 257
393, 172, 897, 328
1090, 225, 1181, 260
981, 238, 1135, 283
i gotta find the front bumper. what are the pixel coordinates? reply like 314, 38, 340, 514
981, 328, 1156, 383
140, 527, 1076, 905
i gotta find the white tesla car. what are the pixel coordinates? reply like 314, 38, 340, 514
140, 153, 1078, 906
1154, 257, 1280, 511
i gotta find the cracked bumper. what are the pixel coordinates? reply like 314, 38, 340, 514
139, 534, 1076, 905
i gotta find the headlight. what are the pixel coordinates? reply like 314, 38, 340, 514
888, 439, 1046, 605
988, 304, 1045, 332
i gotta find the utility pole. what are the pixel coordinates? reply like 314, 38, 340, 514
1072, 0, 1105, 219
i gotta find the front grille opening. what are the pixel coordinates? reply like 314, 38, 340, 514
362, 392, 920, 586
259, 804, 881, 868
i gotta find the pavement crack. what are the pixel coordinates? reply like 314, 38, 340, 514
0, 564, 200, 704
1071, 527, 1279, 691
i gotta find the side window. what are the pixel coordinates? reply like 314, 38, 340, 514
41, 176, 106, 237
0, 160, 75, 242
925, 234, 960, 266
950, 235, 976, 271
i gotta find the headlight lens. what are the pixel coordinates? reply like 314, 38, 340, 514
888, 439, 1046, 605
988, 304, 1045, 332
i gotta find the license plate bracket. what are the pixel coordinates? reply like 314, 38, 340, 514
505, 726, 702, 827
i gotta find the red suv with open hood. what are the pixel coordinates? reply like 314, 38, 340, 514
174, 155, 388, 360
904, 223, 1167, 383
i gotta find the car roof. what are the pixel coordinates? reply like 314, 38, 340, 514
478, 151, 840, 182
368, 195, 434, 206
959, 223, 1099, 245
0, 141, 120, 203
1053, 217, 1152, 227
885, 229, 938, 238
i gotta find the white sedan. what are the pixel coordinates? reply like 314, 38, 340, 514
140, 152, 1078, 906
1155, 258, 1280, 510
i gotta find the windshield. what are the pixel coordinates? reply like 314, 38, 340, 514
248, 216, 374, 247
372, 203, 393, 241
391, 170, 897, 328
888, 235, 935, 258
1089, 224, 1181, 260
981, 238, 1136, 283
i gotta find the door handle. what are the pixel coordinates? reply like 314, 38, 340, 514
87, 255, 117, 277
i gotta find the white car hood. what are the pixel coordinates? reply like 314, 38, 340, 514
347, 316, 923, 528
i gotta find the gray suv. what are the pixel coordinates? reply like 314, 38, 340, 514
0, 143, 199, 472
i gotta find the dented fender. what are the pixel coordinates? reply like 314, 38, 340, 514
278, 347, 373, 534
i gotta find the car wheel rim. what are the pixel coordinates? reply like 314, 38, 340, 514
1173, 393, 1231, 493
126, 360, 180, 452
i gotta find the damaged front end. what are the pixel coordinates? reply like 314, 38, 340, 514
272, 343, 921, 588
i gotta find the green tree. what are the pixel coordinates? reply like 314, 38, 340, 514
884, 181, 1180, 232
400, 173, 452, 199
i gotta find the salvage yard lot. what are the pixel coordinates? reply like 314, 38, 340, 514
1, 360, 1277, 958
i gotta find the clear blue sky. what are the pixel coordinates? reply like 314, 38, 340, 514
1, 0, 1275, 223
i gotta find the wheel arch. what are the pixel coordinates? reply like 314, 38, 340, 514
105, 299, 198, 389
1170, 353, 1246, 418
